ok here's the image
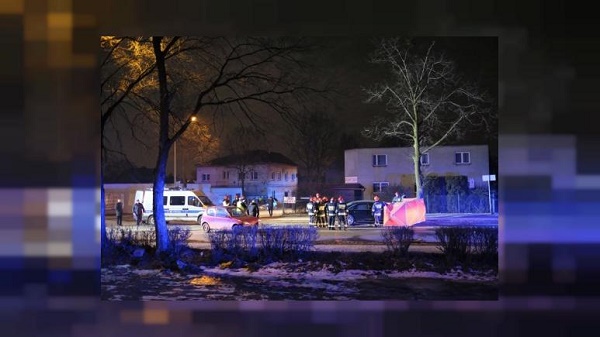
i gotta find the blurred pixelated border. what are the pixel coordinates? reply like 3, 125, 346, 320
1, 0, 599, 336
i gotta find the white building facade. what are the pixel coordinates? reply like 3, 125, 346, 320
195, 151, 298, 203
345, 145, 491, 198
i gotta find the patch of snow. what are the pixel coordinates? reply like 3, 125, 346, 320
131, 269, 161, 276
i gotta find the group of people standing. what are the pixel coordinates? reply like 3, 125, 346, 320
305, 191, 406, 229
372, 192, 405, 227
222, 194, 277, 217
114, 199, 145, 226
305, 193, 348, 230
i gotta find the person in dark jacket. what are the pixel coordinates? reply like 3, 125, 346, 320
392, 191, 405, 203
336, 196, 348, 230
133, 199, 145, 226
248, 199, 260, 218
326, 196, 337, 230
115, 199, 123, 226
267, 197, 275, 216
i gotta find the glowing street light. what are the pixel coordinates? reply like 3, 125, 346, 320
174, 115, 198, 185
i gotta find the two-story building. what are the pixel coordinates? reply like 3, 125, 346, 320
345, 145, 490, 198
195, 150, 298, 203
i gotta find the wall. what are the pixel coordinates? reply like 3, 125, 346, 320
196, 162, 298, 201
345, 145, 490, 198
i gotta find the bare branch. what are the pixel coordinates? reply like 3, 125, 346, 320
362, 38, 493, 198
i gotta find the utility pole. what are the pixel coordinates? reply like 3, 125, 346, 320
174, 140, 177, 185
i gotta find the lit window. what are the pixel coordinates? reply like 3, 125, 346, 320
455, 152, 471, 164
372, 154, 387, 167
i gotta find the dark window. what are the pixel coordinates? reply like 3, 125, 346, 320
455, 152, 471, 164
188, 196, 200, 207
372, 154, 387, 167
170, 196, 185, 206
373, 182, 389, 192
356, 204, 369, 211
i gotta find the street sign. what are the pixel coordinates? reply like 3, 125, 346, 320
283, 197, 296, 204
345, 176, 358, 183
482, 174, 496, 214
482, 174, 496, 182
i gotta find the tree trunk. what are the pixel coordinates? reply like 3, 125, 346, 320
152, 148, 170, 253
153, 36, 171, 255
413, 123, 423, 199
100, 165, 107, 245
240, 176, 246, 197
413, 145, 423, 199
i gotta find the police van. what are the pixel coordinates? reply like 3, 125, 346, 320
134, 188, 214, 225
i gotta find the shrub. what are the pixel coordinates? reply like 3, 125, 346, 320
162, 226, 193, 263
381, 226, 414, 256
434, 226, 473, 261
470, 226, 498, 260
435, 226, 498, 263
206, 225, 318, 264
101, 226, 192, 267
208, 226, 261, 263
258, 226, 318, 260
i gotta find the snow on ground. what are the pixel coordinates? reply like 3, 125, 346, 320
101, 262, 498, 300
201, 262, 497, 283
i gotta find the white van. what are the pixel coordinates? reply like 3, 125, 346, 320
134, 189, 214, 225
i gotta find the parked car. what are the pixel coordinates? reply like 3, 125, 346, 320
200, 206, 260, 233
346, 200, 375, 226
134, 188, 213, 225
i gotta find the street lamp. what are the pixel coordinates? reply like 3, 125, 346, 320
174, 116, 198, 185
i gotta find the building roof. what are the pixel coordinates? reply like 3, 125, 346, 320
204, 150, 297, 167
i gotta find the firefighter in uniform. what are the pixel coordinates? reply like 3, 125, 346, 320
317, 198, 327, 228
326, 196, 337, 230
336, 196, 348, 230
306, 197, 316, 226
371, 195, 385, 227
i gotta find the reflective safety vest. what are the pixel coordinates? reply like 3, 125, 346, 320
372, 201, 384, 216
306, 202, 315, 215
326, 203, 337, 216
336, 202, 347, 216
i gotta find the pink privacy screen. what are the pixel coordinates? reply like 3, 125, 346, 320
383, 198, 427, 226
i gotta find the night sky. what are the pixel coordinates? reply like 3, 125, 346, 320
106, 36, 498, 174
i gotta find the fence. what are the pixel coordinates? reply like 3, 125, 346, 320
424, 190, 497, 214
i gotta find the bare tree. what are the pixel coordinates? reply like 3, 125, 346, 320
362, 38, 492, 198
218, 126, 267, 196
285, 109, 339, 189
176, 121, 220, 181
102, 36, 320, 255
100, 36, 202, 241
